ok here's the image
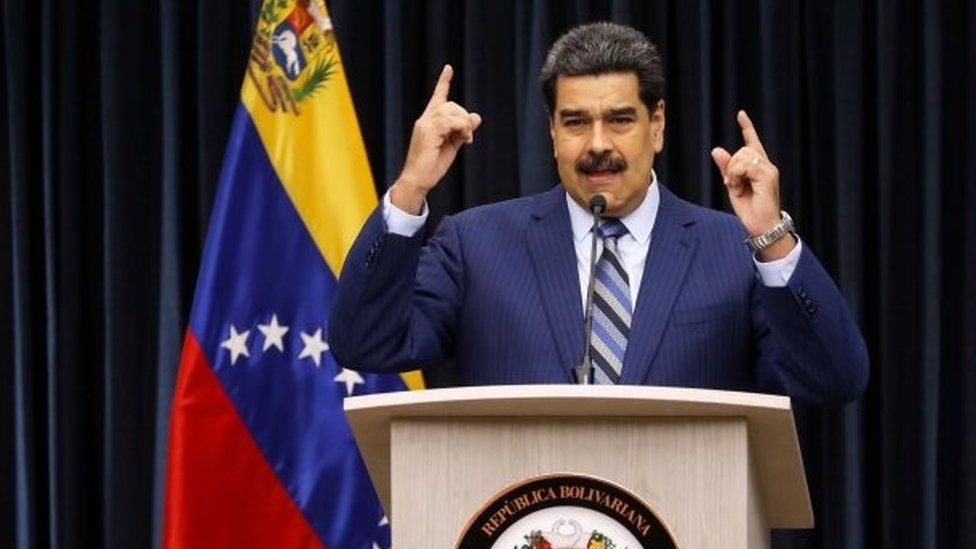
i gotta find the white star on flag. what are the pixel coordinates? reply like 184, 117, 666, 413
257, 314, 289, 352
299, 328, 329, 367
220, 324, 250, 366
334, 368, 365, 396
374, 515, 390, 549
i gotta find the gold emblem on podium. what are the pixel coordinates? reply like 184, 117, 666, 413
456, 473, 679, 548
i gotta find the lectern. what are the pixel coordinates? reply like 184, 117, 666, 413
345, 385, 812, 548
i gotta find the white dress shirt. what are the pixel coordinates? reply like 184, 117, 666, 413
382, 172, 802, 312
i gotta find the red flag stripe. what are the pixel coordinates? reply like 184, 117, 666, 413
163, 331, 325, 549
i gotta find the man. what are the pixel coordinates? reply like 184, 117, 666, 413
329, 23, 868, 404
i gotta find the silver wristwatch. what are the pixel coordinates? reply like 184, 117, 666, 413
745, 211, 795, 252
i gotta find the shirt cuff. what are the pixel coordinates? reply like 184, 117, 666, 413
753, 237, 803, 287
382, 189, 428, 237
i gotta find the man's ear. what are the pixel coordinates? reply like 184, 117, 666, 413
652, 100, 666, 153
549, 116, 557, 158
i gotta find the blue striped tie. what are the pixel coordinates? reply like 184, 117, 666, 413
591, 219, 631, 384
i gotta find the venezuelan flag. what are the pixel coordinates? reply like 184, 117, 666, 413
163, 2, 421, 547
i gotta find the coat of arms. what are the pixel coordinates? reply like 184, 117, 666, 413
457, 474, 677, 548
518, 519, 618, 549
247, 0, 339, 115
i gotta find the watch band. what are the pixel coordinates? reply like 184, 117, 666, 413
745, 211, 795, 252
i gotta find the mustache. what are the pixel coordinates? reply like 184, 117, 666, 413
576, 152, 627, 174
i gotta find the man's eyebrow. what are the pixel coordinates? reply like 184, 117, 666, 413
607, 106, 637, 117
558, 109, 587, 119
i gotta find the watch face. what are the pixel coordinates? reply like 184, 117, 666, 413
746, 212, 794, 252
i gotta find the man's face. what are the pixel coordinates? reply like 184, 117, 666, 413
549, 72, 665, 218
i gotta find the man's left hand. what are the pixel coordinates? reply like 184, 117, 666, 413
711, 110, 796, 261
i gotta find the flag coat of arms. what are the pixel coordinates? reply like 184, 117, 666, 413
163, 2, 421, 547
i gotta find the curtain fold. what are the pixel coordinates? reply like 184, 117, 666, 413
2, 1, 974, 547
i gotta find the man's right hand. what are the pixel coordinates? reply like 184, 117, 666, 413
390, 65, 482, 214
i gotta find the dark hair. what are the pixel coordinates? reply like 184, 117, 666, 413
539, 22, 665, 115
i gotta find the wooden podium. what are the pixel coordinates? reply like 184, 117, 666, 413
345, 385, 812, 548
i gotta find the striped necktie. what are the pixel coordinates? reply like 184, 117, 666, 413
591, 219, 631, 384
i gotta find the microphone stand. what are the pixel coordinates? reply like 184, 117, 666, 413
575, 195, 606, 384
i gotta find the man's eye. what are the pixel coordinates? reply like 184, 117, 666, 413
610, 117, 634, 125
564, 119, 585, 127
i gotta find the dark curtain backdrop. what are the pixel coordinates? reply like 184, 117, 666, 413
2, 1, 974, 548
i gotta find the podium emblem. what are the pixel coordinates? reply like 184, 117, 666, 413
456, 473, 678, 548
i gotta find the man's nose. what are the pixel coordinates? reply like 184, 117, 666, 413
587, 122, 613, 154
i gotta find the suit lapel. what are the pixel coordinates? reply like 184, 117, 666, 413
527, 186, 583, 382
619, 185, 698, 385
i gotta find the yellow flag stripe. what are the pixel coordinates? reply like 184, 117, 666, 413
241, 4, 375, 276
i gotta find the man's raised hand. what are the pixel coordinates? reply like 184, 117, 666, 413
391, 65, 482, 214
711, 110, 795, 260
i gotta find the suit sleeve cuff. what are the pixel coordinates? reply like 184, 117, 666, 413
382, 189, 428, 237
753, 237, 803, 287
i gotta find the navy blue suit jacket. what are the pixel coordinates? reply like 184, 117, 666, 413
330, 184, 869, 405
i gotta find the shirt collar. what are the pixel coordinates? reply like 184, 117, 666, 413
566, 171, 660, 245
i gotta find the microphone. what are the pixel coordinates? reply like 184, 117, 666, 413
574, 194, 606, 384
